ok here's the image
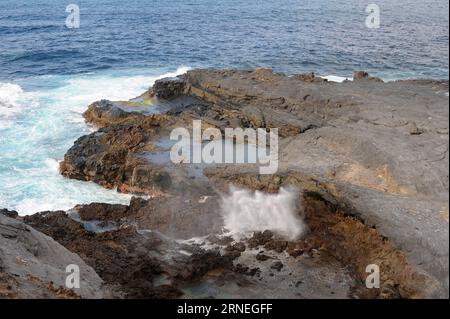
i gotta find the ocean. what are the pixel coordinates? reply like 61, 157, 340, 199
0, 0, 448, 214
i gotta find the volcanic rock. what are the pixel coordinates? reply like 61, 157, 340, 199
58, 68, 449, 298
270, 261, 284, 272
0, 214, 108, 299
152, 77, 186, 99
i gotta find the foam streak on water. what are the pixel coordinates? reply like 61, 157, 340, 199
220, 186, 304, 241
0, 67, 189, 215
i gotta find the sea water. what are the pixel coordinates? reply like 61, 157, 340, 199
0, 67, 189, 214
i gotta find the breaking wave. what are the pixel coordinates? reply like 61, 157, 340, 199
0, 82, 24, 118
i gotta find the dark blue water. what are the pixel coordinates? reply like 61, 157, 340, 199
0, 0, 448, 215
0, 0, 448, 81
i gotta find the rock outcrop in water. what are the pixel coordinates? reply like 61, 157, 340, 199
16, 68, 450, 298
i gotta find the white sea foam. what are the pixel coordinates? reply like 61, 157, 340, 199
0, 67, 190, 215
220, 187, 304, 241
0, 83, 23, 109
436, 90, 449, 97
47, 66, 191, 114
0, 82, 41, 129
0, 83, 25, 126
321, 75, 353, 83
11, 182, 133, 215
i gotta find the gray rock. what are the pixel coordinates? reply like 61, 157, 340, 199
59, 68, 449, 298
0, 214, 109, 299
153, 76, 186, 99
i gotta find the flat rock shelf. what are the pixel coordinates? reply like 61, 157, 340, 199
2, 68, 448, 299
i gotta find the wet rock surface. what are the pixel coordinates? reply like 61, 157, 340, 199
14, 191, 437, 299
7, 68, 448, 298
23, 210, 237, 298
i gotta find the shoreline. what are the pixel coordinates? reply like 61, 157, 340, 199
1, 68, 449, 299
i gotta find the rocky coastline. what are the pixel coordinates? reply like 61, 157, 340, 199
1, 68, 448, 299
